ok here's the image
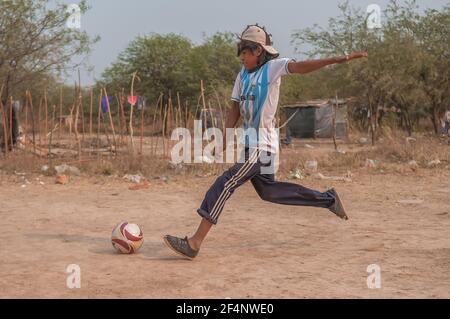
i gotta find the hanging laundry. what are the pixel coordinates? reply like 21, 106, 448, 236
128, 96, 138, 106
101, 96, 113, 113
137, 96, 146, 111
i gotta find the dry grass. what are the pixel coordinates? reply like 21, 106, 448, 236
1, 130, 449, 181
278, 130, 449, 178
0, 152, 229, 184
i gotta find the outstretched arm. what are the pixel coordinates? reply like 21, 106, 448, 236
288, 52, 368, 75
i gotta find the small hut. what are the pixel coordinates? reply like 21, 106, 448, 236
282, 99, 349, 139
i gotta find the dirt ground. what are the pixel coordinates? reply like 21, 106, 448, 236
1, 142, 449, 299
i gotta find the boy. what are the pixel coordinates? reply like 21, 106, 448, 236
164, 24, 368, 260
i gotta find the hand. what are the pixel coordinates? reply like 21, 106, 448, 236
336, 51, 368, 64
347, 51, 369, 60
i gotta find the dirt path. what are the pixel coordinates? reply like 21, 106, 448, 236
0, 169, 449, 298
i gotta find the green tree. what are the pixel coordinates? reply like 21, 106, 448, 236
414, 5, 450, 133
290, 0, 450, 138
100, 32, 240, 109
0, 0, 98, 102
0, 0, 98, 148
100, 34, 193, 103
186, 32, 240, 91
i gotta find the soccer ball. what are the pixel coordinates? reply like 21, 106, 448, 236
111, 222, 144, 254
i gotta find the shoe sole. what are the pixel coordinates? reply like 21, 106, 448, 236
163, 236, 195, 261
333, 189, 349, 220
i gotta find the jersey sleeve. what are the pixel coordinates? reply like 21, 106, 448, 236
268, 58, 296, 83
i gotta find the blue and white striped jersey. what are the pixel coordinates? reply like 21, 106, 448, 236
231, 57, 294, 153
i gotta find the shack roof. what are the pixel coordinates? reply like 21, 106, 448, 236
282, 98, 350, 109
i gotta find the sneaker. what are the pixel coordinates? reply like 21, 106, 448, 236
163, 235, 199, 260
329, 188, 349, 220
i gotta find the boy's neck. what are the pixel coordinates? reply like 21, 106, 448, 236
246, 64, 261, 74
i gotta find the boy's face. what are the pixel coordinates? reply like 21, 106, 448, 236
239, 47, 263, 71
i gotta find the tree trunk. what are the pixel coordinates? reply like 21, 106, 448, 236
404, 109, 412, 137
430, 113, 438, 135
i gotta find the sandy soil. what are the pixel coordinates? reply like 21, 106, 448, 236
1, 157, 449, 298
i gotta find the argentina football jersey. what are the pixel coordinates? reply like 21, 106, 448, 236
231, 57, 294, 153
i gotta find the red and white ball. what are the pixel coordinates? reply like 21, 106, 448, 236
111, 222, 144, 254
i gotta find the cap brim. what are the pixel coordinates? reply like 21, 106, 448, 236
262, 45, 279, 55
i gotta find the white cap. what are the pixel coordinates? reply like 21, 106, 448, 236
238, 25, 279, 56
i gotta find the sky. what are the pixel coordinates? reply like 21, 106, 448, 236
61, 0, 449, 86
